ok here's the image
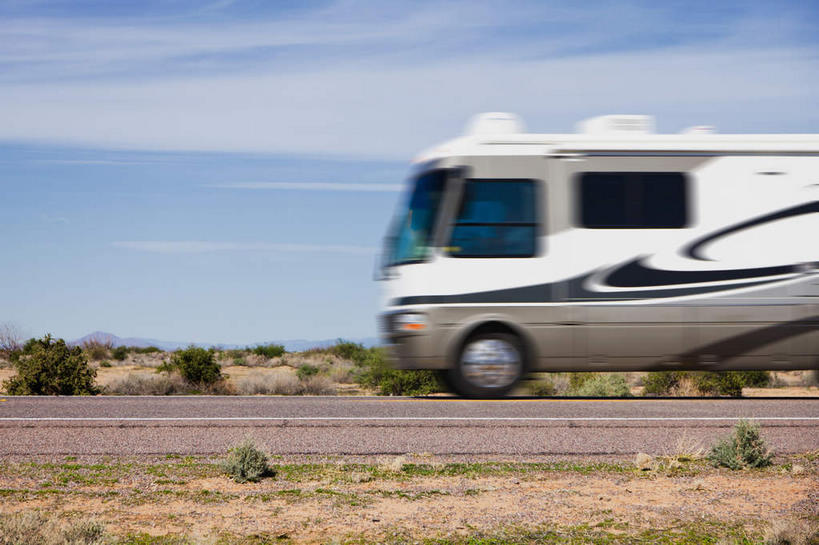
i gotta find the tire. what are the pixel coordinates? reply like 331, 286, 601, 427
448, 331, 525, 398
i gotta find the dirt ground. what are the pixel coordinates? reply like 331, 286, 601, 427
0, 455, 816, 543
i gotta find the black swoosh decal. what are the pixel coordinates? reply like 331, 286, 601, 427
392, 272, 788, 306
605, 257, 797, 288
684, 201, 819, 261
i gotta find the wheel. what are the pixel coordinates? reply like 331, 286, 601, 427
448, 331, 525, 398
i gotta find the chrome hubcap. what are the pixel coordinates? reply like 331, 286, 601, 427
460, 338, 521, 389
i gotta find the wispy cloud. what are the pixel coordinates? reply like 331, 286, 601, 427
210, 182, 403, 192
112, 240, 376, 255
0, 1, 816, 157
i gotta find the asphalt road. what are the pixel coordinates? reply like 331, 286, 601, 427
1, 396, 817, 457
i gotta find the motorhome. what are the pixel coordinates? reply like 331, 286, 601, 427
378, 112, 819, 397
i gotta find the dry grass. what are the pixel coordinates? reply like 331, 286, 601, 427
0, 512, 108, 545
235, 369, 336, 395
236, 369, 301, 395
763, 519, 819, 545
103, 371, 189, 395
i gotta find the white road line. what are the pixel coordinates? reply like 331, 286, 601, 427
0, 417, 817, 422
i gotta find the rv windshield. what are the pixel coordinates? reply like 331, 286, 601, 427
385, 169, 448, 267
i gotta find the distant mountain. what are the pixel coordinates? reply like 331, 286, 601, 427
70, 331, 380, 352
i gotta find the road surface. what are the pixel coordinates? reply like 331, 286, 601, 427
1, 396, 817, 457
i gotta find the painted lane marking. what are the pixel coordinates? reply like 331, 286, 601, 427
0, 416, 817, 422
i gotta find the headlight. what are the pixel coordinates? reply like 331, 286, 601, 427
394, 312, 428, 332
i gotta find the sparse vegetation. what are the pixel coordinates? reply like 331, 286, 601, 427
3, 334, 99, 395
111, 346, 128, 361
0, 322, 23, 358
82, 337, 113, 362
708, 419, 774, 470
763, 519, 819, 545
571, 373, 631, 397
528, 377, 557, 396
158, 346, 222, 386
296, 364, 319, 380
105, 372, 189, 395
0, 512, 108, 545
221, 440, 273, 483
643, 370, 771, 398
250, 343, 285, 359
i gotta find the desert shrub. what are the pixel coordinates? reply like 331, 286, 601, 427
571, 373, 632, 397
111, 346, 128, 361
330, 340, 369, 363
221, 440, 272, 483
232, 357, 248, 366
296, 364, 319, 380
158, 346, 222, 386
528, 377, 556, 396
568, 372, 595, 391
105, 372, 189, 395
644, 370, 754, 398
300, 375, 336, 395
236, 370, 301, 395
131, 346, 161, 354
707, 419, 773, 470
99, 360, 112, 368
764, 520, 819, 545
643, 371, 682, 396
0, 322, 23, 358
0, 511, 108, 545
81, 337, 112, 362
3, 335, 99, 395
251, 344, 285, 359
354, 346, 442, 396
736, 370, 772, 388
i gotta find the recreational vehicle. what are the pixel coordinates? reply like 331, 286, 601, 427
378, 112, 819, 397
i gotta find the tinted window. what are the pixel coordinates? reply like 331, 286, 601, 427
448, 180, 538, 257
579, 172, 688, 228
385, 169, 448, 266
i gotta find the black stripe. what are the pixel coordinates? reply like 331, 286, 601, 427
391, 272, 787, 306
605, 257, 796, 288
684, 201, 819, 261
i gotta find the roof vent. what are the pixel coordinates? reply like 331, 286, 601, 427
465, 112, 526, 136
680, 125, 716, 135
577, 115, 654, 135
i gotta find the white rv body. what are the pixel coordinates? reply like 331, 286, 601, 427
379, 113, 819, 396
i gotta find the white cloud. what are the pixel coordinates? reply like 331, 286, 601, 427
0, 3, 816, 157
211, 182, 403, 191
112, 240, 376, 255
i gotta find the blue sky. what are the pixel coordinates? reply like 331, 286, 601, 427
1, 0, 817, 344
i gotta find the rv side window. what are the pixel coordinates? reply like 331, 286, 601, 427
447, 179, 538, 258
578, 172, 689, 228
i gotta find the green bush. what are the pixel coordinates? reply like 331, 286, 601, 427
111, 346, 128, 361
643, 370, 762, 398
251, 343, 285, 359
158, 346, 222, 385
330, 340, 369, 363
3, 335, 99, 395
528, 378, 556, 396
232, 357, 248, 366
296, 364, 319, 380
132, 346, 161, 354
571, 374, 632, 397
99, 360, 112, 368
221, 440, 273, 483
355, 347, 442, 396
82, 339, 111, 361
695, 371, 744, 397
642, 371, 683, 396
707, 419, 773, 470
737, 370, 772, 388
568, 372, 595, 391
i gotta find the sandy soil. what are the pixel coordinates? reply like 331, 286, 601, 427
0, 457, 816, 543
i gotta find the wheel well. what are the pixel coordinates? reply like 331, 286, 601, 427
453, 320, 534, 371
